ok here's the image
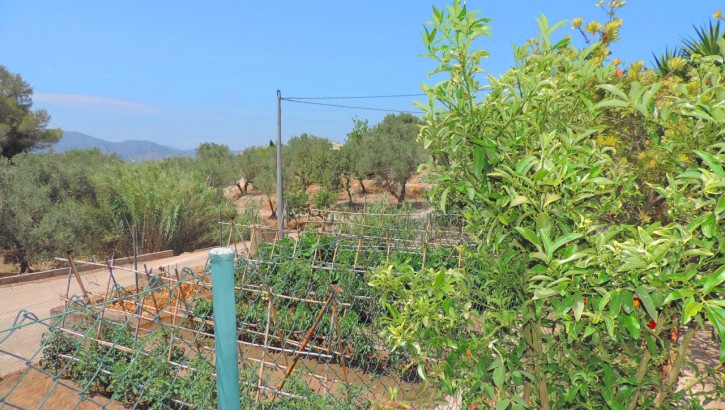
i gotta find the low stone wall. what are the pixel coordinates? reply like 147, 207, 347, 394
0, 250, 174, 286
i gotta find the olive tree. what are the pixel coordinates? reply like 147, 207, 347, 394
0, 152, 104, 272
238, 145, 270, 194
195, 142, 239, 191
358, 113, 428, 203
284, 133, 334, 191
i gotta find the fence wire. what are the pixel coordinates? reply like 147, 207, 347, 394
0, 211, 466, 409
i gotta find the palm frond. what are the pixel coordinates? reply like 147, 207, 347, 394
682, 20, 724, 57
651, 47, 683, 77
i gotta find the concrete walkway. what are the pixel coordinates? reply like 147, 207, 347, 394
0, 247, 215, 376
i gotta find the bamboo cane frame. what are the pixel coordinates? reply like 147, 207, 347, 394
40, 213, 465, 407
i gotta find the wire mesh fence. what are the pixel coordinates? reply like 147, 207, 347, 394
0, 210, 465, 409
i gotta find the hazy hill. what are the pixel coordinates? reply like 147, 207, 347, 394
51, 131, 194, 161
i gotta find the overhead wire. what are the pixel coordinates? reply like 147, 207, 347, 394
281, 98, 424, 114
283, 93, 426, 100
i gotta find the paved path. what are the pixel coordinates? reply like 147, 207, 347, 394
0, 247, 216, 376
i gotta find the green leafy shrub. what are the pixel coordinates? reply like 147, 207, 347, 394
313, 189, 337, 209
371, 1, 725, 408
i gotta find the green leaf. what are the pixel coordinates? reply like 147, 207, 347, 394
716, 196, 725, 215
551, 233, 584, 255
495, 399, 511, 410
533, 288, 558, 300
515, 156, 537, 174
622, 314, 641, 340
694, 150, 725, 177
511, 371, 523, 386
684, 301, 703, 324
635, 286, 659, 322
604, 315, 615, 337
598, 291, 613, 312
443, 298, 453, 316
701, 264, 725, 295
592, 99, 629, 112
435, 269, 446, 287
515, 227, 542, 249
573, 295, 585, 321
598, 84, 629, 100
385, 303, 400, 319
493, 366, 505, 387
663, 289, 695, 304
702, 213, 716, 238
705, 304, 725, 362
591, 177, 614, 185
417, 363, 427, 381
510, 195, 532, 207
543, 193, 561, 207
540, 229, 554, 260
440, 187, 450, 214
610, 292, 623, 317
473, 145, 486, 179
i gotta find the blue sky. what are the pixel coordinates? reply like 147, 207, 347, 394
0, 1, 719, 150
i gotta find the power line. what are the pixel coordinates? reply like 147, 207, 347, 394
282, 98, 423, 114
283, 93, 426, 100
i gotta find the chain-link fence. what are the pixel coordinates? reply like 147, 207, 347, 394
0, 210, 466, 409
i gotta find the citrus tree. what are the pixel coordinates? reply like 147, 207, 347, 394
371, 1, 725, 408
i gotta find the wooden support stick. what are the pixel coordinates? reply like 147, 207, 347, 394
143, 265, 161, 316
65, 250, 90, 303
268, 302, 289, 366
255, 289, 273, 401
385, 230, 391, 262
167, 269, 182, 362
422, 233, 429, 269
271, 290, 336, 403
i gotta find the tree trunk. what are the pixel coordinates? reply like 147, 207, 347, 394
398, 179, 407, 203
387, 180, 407, 203
358, 178, 367, 195
13, 243, 31, 274
267, 197, 277, 220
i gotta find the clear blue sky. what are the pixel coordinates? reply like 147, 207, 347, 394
0, 1, 719, 150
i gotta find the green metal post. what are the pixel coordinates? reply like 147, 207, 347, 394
209, 247, 240, 410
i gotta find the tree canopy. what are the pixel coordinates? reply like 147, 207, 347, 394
0, 66, 61, 159
284, 133, 333, 191
239, 145, 271, 194
357, 113, 428, 202
194, 142, 239, 190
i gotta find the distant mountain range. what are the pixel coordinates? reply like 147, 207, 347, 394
50, 131, 195, 162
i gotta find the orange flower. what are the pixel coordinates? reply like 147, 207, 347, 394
615, 69, 623, 77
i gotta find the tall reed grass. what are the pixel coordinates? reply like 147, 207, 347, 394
94, 160, 236, 255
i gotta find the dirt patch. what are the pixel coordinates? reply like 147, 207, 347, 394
233, 177, 434, 229
677, 327, 725, 409
0, 368, 124, 409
